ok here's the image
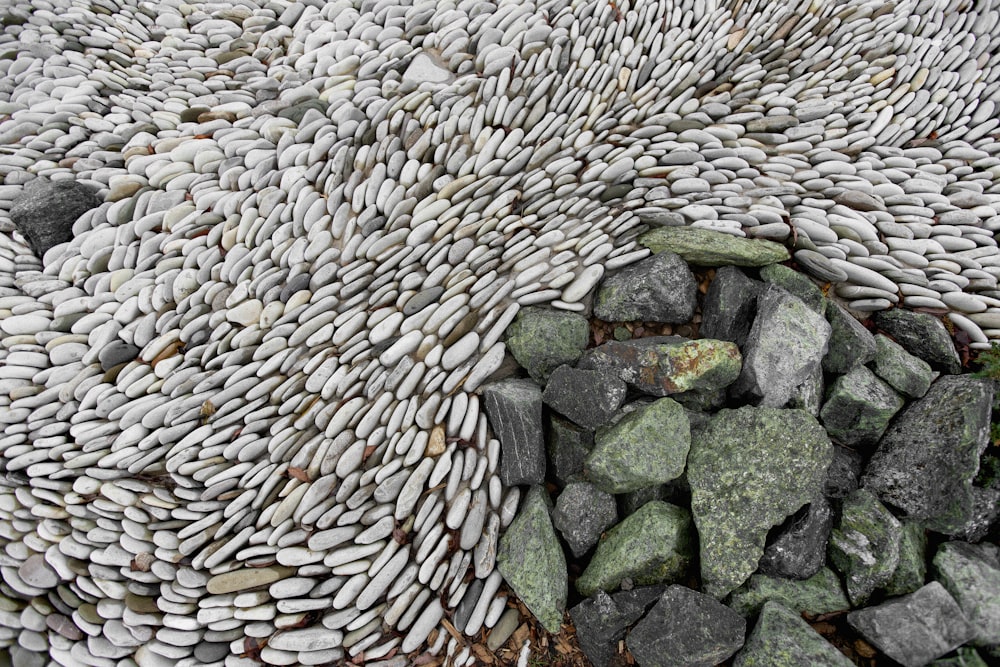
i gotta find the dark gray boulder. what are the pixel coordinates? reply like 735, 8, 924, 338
758, 497, 834, 581
593, 251, 697, 323
874, 310, 962, 374
933, 541, 1000, 646
481, 378, 546, 485
569, 587, 663, 667
546, 415, 592, 486
699, 265, 763, 347
10, 177, 102, 257
551, 482, 618, 558
823, 302, 877, 374
819, 365, 904, 448
732, 601, 854, 666
541, 365, 626, 431
823, 444, 863, 500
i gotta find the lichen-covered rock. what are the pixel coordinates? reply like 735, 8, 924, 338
933, 541, 1000, 646
760, 263, 827, 315
577, 501, 694, 597
788, 363, 825, 416
551, 483, 618, 558
700, 265, 762, 347
828, 489, 902, 606
863, 375, 994, 535
504, 306, 589, 383
640, 226, 791, 266
823, 444, 863, 500
481, 378, 546, 485
586, 398, 690, 494
823, 302, 877, 374
871, 333, 935, 398
819, 366, 904, 447
726, 568, 850, 618
496, 486, 567, 633
593, 251, 697, 323
885, 521, 928, 597
542, 365, 626, 431
688, 407, 833, 598
758, 497, 833, 581
874, 310, 962, 374
732, 601, 854, 667
9, 177, 102, 257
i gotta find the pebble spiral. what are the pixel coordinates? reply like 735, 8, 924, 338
3, 0, 1000, 665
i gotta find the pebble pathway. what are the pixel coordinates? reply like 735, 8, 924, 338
2, 0, 1000, 665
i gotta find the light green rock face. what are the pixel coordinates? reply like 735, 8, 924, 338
586, 398, 690, 494
759, 264, 827, 315
871, 334, 935, 398
828, 489, 902, 606
640, 227, 791, 266
576, 501, 694, 597
819, 365, 905, 447
732, 601, 854, 667
726, 568, 850, 618
496, 487, 567, 633
885, 521, 928, 597
504, 306, 589, 383
687, 407, 833, 598
933, 541, 1000, 646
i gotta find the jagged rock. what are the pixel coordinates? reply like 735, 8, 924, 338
847, 582, 976, 667
640, 226, 791, 266
953, 486, 1000, 543
700, 265, 763, 347
482, 378, 546, 485
496, 487, 567, 633
788, 362, 825, 416
758, 497, 834, 581
9, 177, 102, 256
885, 521, 928, 597
593, 251, 697, 323
551, 483, 618, 558
504, 307, 589, 383
828, 489, 902, 606
726, 567, 851, 617
823, 302, 877, 374
688, 407, 833, 598
819, 366, 905, 447
933, 541, 1000, 646
760, 263, 826, 315
874, 310, 962, 374
732, 601, 854, 667
577, 501, 694, 597
546, 415, 592, 486
586, 398, 690, 494
871, 333, 935, 398
627, 585, 747, 667
734, 286, 832, 407
542, 365, 626, 431
823, 444, 863, 500
579, 337, 742, 397
863, 376, 994, 535
569, 587, 663, 667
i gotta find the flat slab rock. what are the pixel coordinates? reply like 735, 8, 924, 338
481, 378, 546, 486
640, 226, 790, 266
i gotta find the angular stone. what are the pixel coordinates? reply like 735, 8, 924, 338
874, 310, 962, 374
569, 588, 661, 667
928, 647, 990, 666
848, 582, 976, 667
885, 521, 928, 597
10, 177, 102, 256
594, 251, 697, 323
828, 489, 902, 606
726, 567, 850, 617
700, 265, 763, 347
933, 541, 1000, 646
863, 375, 993, 535
760, 263, 826, 315
542, 365, 626, 431
496, 486, 567, 633
820, 366, 905, 448
577, 501, 694, 597
627, 585, 746, 667
586, 398, 690, 494
640, 226, 791, 266
546, 415, 592, 486
823, 302, 877, 374
872, 334, 935, 398
688, 407, 833, 598
733, 601, 854, 667
551, 482, 618, 558
758, 497, 834, 581
579, 337, 742, 397
954, 486, 1000, 543
504, 306, 589, 383
482, 378, 546, 486
734, 286, 832, 407
823, 444, 863, 500
788, 362, 825, 417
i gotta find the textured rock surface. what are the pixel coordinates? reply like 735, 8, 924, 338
874, 310, 962, 374
569, 587, 662, 667
758, 497, 834, 581
505, 307, 590, 383
828, 489, 902, 606
482, 378, 547, 485
546, 415, 593, 486
823, 302, 877, 374
726, 567, 851, 618
871, 333, 935, 398
733, 601, 854, 667
593, 251, 697, 323
760, 263, 826, 315
542, 365, 627, 431
640, 227, 791, 267
551, 482, 618, 558
699, 265, 762, 347
819, 365, 904, 447
933, 541, 1000, 647
884, 521, 928, 597
9, 177, 101, 256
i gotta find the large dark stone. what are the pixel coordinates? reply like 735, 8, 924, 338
627, 585, 747, 667
871, 333, 935, 399
542, 365, 626, 431
732, 601, 854, 666
593, 251, 697, 323
10, 177, 102, 256
863, 375, 994, 535
823, 444, 863, 500
874, 310, 962, 374
823, 302, 877, 374
699, 265, 762, 347
551, 482, 618, 558
546, 415, 592, 486
819, 365, 904, 448
758, 497, 834, 581
481, 378, 546, 485
569, 587, 663, 667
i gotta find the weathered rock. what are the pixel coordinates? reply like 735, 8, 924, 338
819, 366, 905, 447
700, 265, 763, 347
929, 648, 990, 666
885, 521, 928, 597
726, 567, 851, 617
933, 541, 1000, 646
627, 585, 747, 667
828, 489, 902, 606
848, 582, 976, 667
732, 601, 854, 667
586, 398, 690, 494
758, 497, 834, 581
871, 333, 935, 398
640, 226, 791, 266
760, 263, 826, 315
569, 587, 662, 667
482, 378, 546, 486
788, 362, 825, 416
619, 483, 672, 516
823, 302, 877, 374
823, 444, 863, 500
594, 251, 697, 323
9, 177, 102, 256
734, 286, 832, 407
504, 306, 589, 383
551, 482, 618, 558
688, 407, 833, 598
874, 310, 962, 374
577, 501, 694, 597
546, 415, 592, 486
863, 376, 994, 535
953, 487, 1000, 543
496, 486, 567, 633
542, 365, 627, 431
579, 337, 743, 397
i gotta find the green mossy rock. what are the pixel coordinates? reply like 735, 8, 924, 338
726, 567, 851, 617
885, 521, 928, 597
640, 226, 791, 267
759, 264, 827, 315
823, 303, 877, 374
819, 365, 904, 447
828, 489, 902, 606
871, 333, 935, 398
732, 601, 854, 667
505, 306, 589, 383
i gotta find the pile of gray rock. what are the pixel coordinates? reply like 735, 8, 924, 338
484, 228, 1000, 666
